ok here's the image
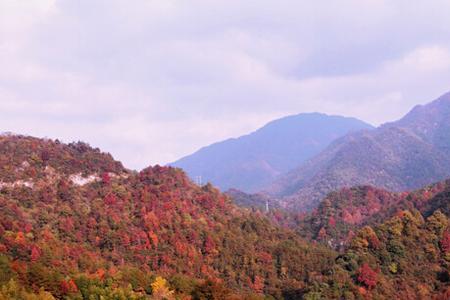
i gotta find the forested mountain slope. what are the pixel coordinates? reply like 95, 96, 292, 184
294, 179, 450, 248
171, 113, 372, 192
1, 134, 449, 299
267, 92, 450, 211
0, 135, 336, 299
303, 209, 450, 299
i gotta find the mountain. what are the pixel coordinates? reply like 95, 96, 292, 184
225, 188, 280, 211
0, 134, 337, 299
0, 133, 127, 182
269, 180, 450, 298
171, 113, 373, 192
305, 208, 450, 299
1, 134, 450, 299
295, 179, 450, 248
267, 92, 450, 211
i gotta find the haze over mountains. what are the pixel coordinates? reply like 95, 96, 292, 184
268, 92, 450, 211
171, 91, 450, 213
171, 113, 373, 192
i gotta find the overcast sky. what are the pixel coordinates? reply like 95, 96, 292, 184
1, 0, 450, 169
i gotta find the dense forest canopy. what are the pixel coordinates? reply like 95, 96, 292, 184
0, 135, 449, 299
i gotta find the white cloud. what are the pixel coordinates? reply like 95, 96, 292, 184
399, 46, 450, 72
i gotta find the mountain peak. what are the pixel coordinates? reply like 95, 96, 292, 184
171, 113, 372, 192
0, 134, 127, 183
435, 90, 450, 102
393, 91, 450, 153
267, 91, 450, 211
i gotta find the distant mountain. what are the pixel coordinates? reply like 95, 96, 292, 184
267, 92, 450, 211
171, 113, 373, 192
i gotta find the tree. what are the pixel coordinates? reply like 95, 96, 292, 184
356, 263, 378, 289
192, 280, 232, 300
0, 279, 55, 300
151, 276, 174, 300
252, 275, 264, 294
60, 279, 78, 295
101, 172, 111, 185
31, 246, 41, 262
440, 231, 450, 253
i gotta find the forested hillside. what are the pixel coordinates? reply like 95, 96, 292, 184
1, 135, 449, 299
292, 179, 450, 249
267, 92, 450, 212
303, 209, 450, 299
0, 135, 336, 299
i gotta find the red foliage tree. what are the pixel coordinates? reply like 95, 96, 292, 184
40, 150, 50, 163
204, 236, 216, 255
357, 263, 378, 289
435, 287, 450, 300
104, 193, 117, 205
101, 172, 111, 185
368, 233, 381, 250
61, 279, 78, 294
258, 251, 273, 265
30, 246, 41, 262
328, 216, 336, 227
24, 223, 33, 233
252, 275, 265, 293
60, 217, 75, 233
15, 232, 26, 246
148, 231, 159, 248
440, 231, 450, 253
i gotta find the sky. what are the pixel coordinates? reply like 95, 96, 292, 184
1, 0, 450, 169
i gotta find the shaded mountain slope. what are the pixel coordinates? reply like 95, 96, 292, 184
171, 113, 373, 192
267, 92, 450, 211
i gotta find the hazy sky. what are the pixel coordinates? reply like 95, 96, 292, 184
1, 0, 450, 169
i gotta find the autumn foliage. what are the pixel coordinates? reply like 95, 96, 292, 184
0, 135, 449, 299
0, 135, 335, 299
357, 263, 378, 289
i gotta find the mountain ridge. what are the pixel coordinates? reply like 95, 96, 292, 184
171, 113, 373, 192
266, 91, 450, 211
